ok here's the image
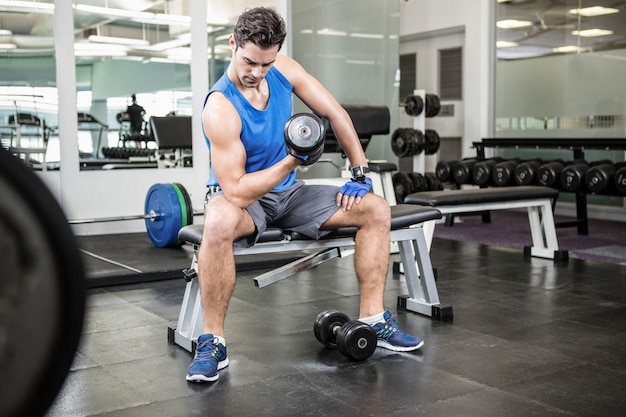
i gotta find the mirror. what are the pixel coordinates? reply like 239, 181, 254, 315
0, 1, 57, 170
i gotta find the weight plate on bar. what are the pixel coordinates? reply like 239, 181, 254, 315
173, 182, 194, 227
0, 149, 86, 417
144, 183, 183, 248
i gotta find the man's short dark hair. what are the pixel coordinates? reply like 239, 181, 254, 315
234, 7, 286, 50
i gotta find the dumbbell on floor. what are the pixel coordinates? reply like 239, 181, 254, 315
314, 310, 377, 361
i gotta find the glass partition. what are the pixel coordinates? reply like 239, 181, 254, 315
494, 0, 625, 207
291, 0, 400, 177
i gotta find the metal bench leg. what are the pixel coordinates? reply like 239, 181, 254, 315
525, 201, 568, 261
393, 228, 452, 321
168, 253, 204, 353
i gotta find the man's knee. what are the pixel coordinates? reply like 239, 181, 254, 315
362, 194, 391, 229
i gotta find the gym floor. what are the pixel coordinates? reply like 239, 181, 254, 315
46, 233, 626, 417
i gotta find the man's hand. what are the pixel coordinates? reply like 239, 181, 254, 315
336, 177, 372, 211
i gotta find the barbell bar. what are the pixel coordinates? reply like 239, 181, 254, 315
68, 183, 203, 248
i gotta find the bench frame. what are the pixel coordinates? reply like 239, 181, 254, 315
168, 220, 452, 353
420, 197, 568, 261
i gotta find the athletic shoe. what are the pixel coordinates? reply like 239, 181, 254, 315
371, 311, 424, 352
186, 334, 229, 382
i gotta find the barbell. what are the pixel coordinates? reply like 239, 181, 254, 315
68, 183, 201, 248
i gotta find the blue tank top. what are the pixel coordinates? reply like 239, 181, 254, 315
203, 66, 296, 191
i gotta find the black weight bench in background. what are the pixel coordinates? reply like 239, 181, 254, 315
404, 185, 569, 261
168, 204, 450, 354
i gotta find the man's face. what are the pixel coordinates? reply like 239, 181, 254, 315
230, 35, 280, 88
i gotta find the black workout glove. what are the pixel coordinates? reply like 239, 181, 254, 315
338, 177, 372, 199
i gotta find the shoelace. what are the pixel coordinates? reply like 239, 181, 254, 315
195, 338, 220, 360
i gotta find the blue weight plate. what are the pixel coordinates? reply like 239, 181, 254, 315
144, 183, 183, 247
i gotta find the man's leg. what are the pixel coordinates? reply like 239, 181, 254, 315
323, 193, 424, 351
187, 196, 256, 382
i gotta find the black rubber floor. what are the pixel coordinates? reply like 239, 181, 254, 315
46, 236, 626, 417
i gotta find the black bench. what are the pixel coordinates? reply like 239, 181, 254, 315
168, 204, 451, 353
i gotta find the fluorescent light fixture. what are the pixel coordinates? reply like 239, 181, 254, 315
300, 29, 313, 34
155, 13, 191, 24
553, 45, 587, 53
568, 6, 619, 17
497, 19, 533, 29
497, 40, 519, 48
74, 42, 128, 57
88, 35, 149, 46
316, 28, 348, 36
0, 42, 16, 49
74, 4, 153, 19
0, 1, 54, 13
572, 28, 614, 37
0, 29, 12, 36
350, 33, 384, 39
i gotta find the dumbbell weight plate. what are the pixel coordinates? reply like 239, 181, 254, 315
0, 149, 86, 417
314, 310, 350, 348
336, 320, 378, 361
284, 113, 325, 154
403, 95, 424, 117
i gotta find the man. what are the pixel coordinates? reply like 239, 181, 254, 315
126, 94, 145, 134
187, 7, 423, 383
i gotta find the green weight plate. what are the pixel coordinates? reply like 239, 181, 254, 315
144, 183, 183, 248
0, 148, 86, 417
173, 182, 194, 226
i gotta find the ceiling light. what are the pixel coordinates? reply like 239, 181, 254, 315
74, 4, 153, 19
0, 42, 16, 49
0, 29, 12, 36
74, 42, 128, 57
568, 6, 619, 17
572, 28, 614, 37
553, 45, 587, 53
88, 35, 149, 46
0, 1, 54, 13
497, 40, 519, 48
497, 19, 533, 29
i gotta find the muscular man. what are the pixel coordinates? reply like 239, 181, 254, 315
187, 7, 423, 383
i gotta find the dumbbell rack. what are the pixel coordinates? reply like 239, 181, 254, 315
473, 138, 626, 235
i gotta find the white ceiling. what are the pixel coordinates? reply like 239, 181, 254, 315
497, 0, 626, 60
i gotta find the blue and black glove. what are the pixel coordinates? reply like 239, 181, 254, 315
338, 177, 372, 199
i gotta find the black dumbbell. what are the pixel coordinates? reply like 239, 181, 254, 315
452, 157, 480, 185
492, 158, 521, 187
472, 157, 503, 186
585, 161, 626, 194
314, 310, 377, 361
284, 113, 325, 165
514, 159, 543, 186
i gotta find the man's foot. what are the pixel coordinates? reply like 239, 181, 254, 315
186, 334, 229, 382
371, 311, 424, 352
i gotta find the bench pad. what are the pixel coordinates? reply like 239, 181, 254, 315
178, 204, 441, 246
404, 186, 558, 207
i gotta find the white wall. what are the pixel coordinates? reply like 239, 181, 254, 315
399, 0, 494, 157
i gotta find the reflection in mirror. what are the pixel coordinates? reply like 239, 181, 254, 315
0, 1, 57, 170
495, 0, 626, 138
71, 0, 201, 170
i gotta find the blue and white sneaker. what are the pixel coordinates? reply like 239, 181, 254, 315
186, 334, 229, 382
371, 311, 424, 352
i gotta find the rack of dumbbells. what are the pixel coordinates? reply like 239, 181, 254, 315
434, 138, 626, 235
392, 89, 443, 203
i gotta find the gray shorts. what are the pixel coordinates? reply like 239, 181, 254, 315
205, 180, 341, 248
